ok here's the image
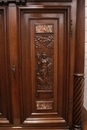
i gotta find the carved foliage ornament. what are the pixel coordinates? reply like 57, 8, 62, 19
35, 36, 54, 49
36, 25, 53, 33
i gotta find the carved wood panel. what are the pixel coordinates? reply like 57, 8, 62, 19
0, 8, 12, 125
0, 0, 84, 129
17, 6, 73, 128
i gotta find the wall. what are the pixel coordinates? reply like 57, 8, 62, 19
84, 0, 87, 110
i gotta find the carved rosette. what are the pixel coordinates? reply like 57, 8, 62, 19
73, 74, 84, 130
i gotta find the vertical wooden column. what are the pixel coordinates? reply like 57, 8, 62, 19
73, 0, 85, 129
8, 4, 20, 125
73, 74, 84, 130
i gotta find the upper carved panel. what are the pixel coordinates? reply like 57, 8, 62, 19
36, 25, 53, 33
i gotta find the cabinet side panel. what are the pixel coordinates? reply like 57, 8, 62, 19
0, 8, 12, 125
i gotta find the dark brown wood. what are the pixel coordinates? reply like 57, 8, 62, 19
8, 5, 20, 125
73, 0, 85, 129
17, 1, 77, 128
75, 0, 85, 73
0, 7, 12, 126
0, 0, 85, 129
26, 0, 71, 1
73, 74, 84, 130
0, 0, 72, 5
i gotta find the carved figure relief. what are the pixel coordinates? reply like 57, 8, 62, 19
35, 36, 54, 49
36, 101, 53, 110
35, 52, 54, 90
36, 25, 53, 33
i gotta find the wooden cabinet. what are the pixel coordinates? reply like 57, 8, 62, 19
0, 0, 85, 129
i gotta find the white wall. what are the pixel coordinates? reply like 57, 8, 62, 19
84, 0, 87, 110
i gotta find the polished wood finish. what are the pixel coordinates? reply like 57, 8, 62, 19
17, 5, 76, 129
73, 74, 84, 130
0, 0, 85, 129
0, 7, 12, 126
0, 0, 72, 5
8, 5, 20, 125
73, 0, 85, 129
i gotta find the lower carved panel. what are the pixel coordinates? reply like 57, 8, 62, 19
73, 74, 84, 130
36, 101, 53, 110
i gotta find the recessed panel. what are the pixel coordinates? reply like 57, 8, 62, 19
30, 19, 58, 114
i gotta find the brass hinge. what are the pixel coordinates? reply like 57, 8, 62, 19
71, 20, 73, 37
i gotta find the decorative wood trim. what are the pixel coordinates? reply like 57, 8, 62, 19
73, 74, 84, 130
73, 0, 85, 129
0, 7, 13, 125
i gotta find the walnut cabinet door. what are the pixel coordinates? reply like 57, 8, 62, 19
17, 2, 77, 129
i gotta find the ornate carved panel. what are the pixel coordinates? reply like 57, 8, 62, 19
35, 36, 54, 49
35, 52, 54, 90
0, 8, 12, 125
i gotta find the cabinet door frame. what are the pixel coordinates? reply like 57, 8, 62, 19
17, 1, 76, 129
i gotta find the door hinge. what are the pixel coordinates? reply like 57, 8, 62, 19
69, 97, 72, 111
70, 20, 73, 37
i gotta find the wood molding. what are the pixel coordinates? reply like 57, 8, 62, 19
0, 0, 72, 5
73, 0, 85, 129
73, 74, 84, 130
0, 7, 13, 126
